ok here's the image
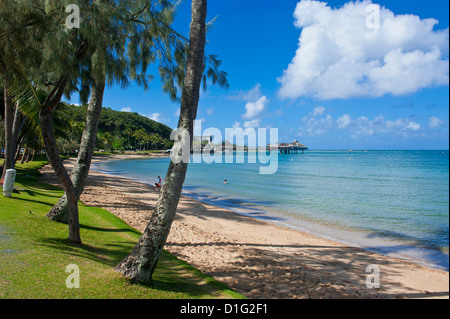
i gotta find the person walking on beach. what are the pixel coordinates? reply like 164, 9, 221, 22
154, 176, 162, 189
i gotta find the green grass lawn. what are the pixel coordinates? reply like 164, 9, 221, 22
0, 160, 243, 299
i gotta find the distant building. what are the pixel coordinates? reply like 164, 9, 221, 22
268, 140, 308, 154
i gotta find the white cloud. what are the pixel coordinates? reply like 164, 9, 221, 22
228, 84, 263, 101
243, 119, 261, 128
300, 109, 334, 136
300, 106, 426, 139
312, 106, 326, 116
336, 114, 352, 128
243, 96, 269, 119
232, 121, 242, 129
121, 107, 132, 112
206, 107, 215, 116
429, 116, 443, 128
274, 109, 283, 116
278, 0, 449, 100
146, 113, 161, 122
336, 114, 421, 137
231, 120, 263, 129
404, 121, 421, 131
233, 83, 270, 128
229, 83, 270, 128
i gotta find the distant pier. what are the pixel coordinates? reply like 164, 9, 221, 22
268, 140, 308, 154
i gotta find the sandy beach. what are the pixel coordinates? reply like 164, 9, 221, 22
39, 155, 449, 299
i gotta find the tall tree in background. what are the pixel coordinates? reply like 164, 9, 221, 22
46, 67, 106, 223
47, 1, 228, 222
0, 74, 13, 181
1, 0, 227, 244
0, 2, 28, 180
1, 0, 177, 243
1, 0, 92, 242
44, 0, 225, 224
116, 0, 208, 283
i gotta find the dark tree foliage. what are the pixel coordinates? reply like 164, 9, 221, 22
61, 103, 172, 142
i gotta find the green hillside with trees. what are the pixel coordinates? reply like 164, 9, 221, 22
1, 92, 174, 156
59, 103, 174, 153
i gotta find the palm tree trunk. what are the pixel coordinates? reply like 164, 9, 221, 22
115, 0, 207, 283
37, 40, 89, 244
29, 149, 35, 162
40, 105, 81, 244
14, 135, 24, 164
47, 75, 106, 222
11, 103, 25, 158
1, 82, 14, 181
20, 148, 28, 164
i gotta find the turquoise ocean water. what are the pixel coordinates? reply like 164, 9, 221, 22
93, 150, 449, 270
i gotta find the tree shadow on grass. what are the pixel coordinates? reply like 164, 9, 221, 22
12, 196, 55, 208
38, 237, 136, 267
38, 237, 232, 298
16, 181, 63, 196
147, 279, 225, 298
12, 189, 37, 197
79, 224, 141, 236
134, 251, 236, 298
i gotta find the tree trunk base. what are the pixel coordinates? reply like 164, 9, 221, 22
115, 221, 163, 283
47, 194, 70, 223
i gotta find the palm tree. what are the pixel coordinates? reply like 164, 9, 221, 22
143, 132, 152, 151
0, 2, 25, 180
1, 1, 180, 243
47, 72, 105, 222
0, 79, 13, 181
123, 127, 133, 150
152, 133, 163, 150
116, 0, 208, 283
133, 128, 146, 151
2, 0, 228, 244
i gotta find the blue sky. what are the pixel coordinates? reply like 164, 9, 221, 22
69, 0, 449, 150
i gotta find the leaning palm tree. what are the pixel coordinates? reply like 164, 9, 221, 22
0, 0, 48, 180
1, 0, 180, 243
116, 0, 208, 283
47, 68, 106, 223
2, 1, 228, 244
0, 84, 13, 180
46, 0, 228, 225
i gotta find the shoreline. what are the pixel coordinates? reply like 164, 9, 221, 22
92, 154, 449, 272
39, 154, 449, 299
181, 189, 449, 272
